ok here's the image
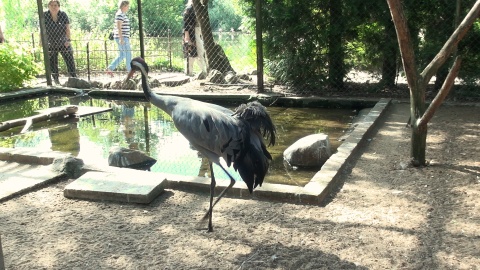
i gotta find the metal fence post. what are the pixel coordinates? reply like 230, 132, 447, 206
168, 29, 172, 70
31, 33, 37, 61
87, 42, 91, 81
255, 0, 264, 93
137, 0, 145, 59
36, 0, 52, 86
104, 40, 109, 72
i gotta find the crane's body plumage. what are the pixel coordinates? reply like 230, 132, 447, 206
129, 57, 276, 231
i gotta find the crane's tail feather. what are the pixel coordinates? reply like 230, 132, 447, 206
233, 143, 270, 193
233, 101, 276, 146
232, 101, 276, 193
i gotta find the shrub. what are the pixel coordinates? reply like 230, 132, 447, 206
0, 43, 41, 92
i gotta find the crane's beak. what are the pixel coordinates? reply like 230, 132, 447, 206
124, 69, 136, 84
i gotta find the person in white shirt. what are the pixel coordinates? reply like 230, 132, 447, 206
107, 0, 131, 77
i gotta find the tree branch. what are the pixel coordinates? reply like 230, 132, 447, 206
420, 0, 480, 85
417, 56, 463, 128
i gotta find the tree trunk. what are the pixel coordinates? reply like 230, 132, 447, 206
433, 67, 448, 91
192, 0, 234, 74
410, 78, 427, 166
410, 123, 428, 166
380, 20, 398, 88
328, 0, 344, 89
387, 0, 480, 166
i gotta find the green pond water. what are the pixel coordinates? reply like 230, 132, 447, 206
0, 95, 358, 186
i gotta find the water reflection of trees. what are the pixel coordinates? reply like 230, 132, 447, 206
48, 122, 80, 156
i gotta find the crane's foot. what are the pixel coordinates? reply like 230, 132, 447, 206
194, 213, 214, 232
194, 223, 213, 232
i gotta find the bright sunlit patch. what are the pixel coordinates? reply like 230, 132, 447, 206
77, 137, 109, 167
151, 133, 201, 176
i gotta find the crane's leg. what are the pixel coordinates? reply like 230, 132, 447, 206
211, 165, 236, 209
207, 162, 215, 232
198, 162, 235, 232
197, 164, 236, 232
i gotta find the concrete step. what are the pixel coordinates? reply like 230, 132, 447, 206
64, 168, 167, 204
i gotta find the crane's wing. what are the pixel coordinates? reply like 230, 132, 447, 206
170, 100, 244, 166
170, 100, 274, 193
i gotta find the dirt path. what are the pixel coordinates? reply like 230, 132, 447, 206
0, 102, 479, 269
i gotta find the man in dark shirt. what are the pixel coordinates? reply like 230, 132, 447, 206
43, 0, 76, 85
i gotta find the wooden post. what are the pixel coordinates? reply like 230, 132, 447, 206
0, 235, 5, 270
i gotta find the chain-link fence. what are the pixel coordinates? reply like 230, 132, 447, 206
2, 0, 480, 97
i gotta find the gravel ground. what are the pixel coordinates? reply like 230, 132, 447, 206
1, 101, 479, 269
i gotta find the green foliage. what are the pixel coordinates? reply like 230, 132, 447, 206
250, 0, 331, 91
0, 43, 41, 92
67, 0, 119, 33
209, 0, 243, 31
141, 0, 185, 36
152, 58, 183, 72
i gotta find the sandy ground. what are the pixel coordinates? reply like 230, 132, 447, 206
1, 99, 480, 269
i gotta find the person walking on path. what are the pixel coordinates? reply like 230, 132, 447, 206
42, 0, 77, 85
183, 0, 207, 77
106, 1, 131, 77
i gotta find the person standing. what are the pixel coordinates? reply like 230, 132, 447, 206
183, 0, 207, 77
106, 1, 132, 77
43, 0, 77, 85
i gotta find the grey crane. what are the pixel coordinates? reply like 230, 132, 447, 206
126, 57, 276, 232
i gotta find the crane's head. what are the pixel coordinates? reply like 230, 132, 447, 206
125, 57, 149, 82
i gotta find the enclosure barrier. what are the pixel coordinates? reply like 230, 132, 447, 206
3, 0, 480, 96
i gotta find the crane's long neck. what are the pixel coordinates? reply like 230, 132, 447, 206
140, 70, 175, 116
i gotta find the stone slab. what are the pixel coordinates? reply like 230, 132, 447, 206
0, 147, 70, 165
0, 161, 65, 202
64, 169, 167, 204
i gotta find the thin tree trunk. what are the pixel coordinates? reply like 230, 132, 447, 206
192, 0, 234, 74
381, 20, 398, 87
387, 0, 480, 166
328, 0, 344, 88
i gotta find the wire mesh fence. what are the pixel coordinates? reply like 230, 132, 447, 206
1, 0, 480, 97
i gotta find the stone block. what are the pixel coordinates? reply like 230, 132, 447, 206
64, 169, 167, 204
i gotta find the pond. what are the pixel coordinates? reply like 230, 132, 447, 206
0, 95, 358, 186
